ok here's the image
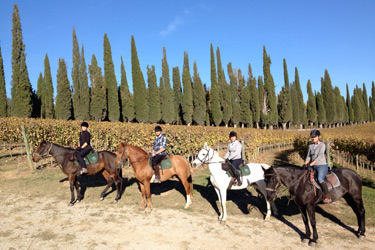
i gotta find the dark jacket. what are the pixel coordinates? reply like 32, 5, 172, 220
79, 131, 92, 150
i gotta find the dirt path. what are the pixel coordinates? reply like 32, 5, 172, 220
0, 192, 374, 250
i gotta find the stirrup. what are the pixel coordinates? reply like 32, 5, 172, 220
322, 196, 330, 204
80, 168, 88, 175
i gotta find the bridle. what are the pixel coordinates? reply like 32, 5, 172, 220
195, 147, 224, 166
116, 145, 148, 166
33, 143, 53, 159
264, 167, 282, 197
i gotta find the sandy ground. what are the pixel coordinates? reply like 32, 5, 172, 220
0, 192, 374, 250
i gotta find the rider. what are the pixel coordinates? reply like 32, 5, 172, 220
151, 125, 167, 183
304, 129, 330, 203
76, 121, 92, 175
224, 131, 243, 186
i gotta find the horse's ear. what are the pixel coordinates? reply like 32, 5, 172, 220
41, 139, 46, 144
204, 142, 208, 148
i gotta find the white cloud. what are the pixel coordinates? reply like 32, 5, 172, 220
159, 15, 184, 37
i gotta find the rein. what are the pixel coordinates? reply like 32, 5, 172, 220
195, 147, 224, 166
117, 146, 148, 166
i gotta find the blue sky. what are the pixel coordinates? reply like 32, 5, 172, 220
0, 0, 374, 101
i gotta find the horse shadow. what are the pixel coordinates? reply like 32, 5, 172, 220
59, 170, 137, 200
193, 177, 276, 219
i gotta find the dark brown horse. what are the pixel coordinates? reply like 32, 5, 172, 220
263, 165, 365, 246
116, 142, 193, 212
32, 140, 123, 206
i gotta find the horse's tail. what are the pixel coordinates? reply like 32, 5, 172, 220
187, 173, 194, 200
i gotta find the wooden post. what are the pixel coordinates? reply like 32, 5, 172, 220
326, 141, 332, 168
241, 139, 246, 162
356, 155, 359, 172
21, 125, 34, 170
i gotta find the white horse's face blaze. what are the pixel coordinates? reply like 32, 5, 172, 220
192, 145, 212, 167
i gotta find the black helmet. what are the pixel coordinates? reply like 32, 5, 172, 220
229, 131, 237, 138
154, 125, 162, 132
310, 129, 320, 138
81, 121, 89, 128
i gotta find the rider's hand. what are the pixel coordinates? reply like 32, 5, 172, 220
76, 147, 82, 152
307, 164, 312, 170
303, 164, 307, 169
152, 153, 156, 157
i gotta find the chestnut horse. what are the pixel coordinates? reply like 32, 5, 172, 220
32, 140, 123, 205
116, 142, 193, 212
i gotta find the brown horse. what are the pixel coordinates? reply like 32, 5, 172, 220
32, 140, 123, 206
116, 142, 193, 212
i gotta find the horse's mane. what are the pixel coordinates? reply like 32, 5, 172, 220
49, 142, 75, 151
126, 143, 148, 155
274, 165, 305, 174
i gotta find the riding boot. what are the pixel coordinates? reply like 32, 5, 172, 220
233, 168, 242, 186
153, 165, 161, 183
320, 181, 330, 204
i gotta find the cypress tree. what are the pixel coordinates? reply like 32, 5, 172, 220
192, 61, 206, 125
36, 72, 44, 117
216, 47, 225, 101
321, 70, 336, 126
89, 54, 107, 121
227, 63, 241, 127
294, 67, 306, 128
362, 83, 369, 121
210, 44, 222, 126
341, 95, 349, 124
290, 82, 298, 127
258, 76, 267, 128
55, 58, 72, 120
370, 81, 375, 122
306, 80, 317, 127
131, 36, 148, 123
119, 56, 134, 122
71, 27, 80, 119
161, 47, 175, 124
316, 92, 326, 128
79, 46, 90, 120
248, 64, 260, 128
172, 66, 182, 124
222, 82, 232, 127
181, 51, 193, 125
147, 65, 161, 123
352, 86, 365, 123
43, 54, 54, 118
205, 84, 211, 126
103, 34, 120, 121
278, 59, 292, 129
346, 83, 354, 124
240, 69, 251, 127
334, 87, 345, 125
11, 4, 33, 117
0, 46, 7, 117
262, 46, 278, 128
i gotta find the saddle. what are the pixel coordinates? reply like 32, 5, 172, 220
148, 155, 172, 170
310, 170, 341, 190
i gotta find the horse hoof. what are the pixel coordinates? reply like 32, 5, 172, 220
301, 238, 309, 244
308, 241, 317, 247
114, 199, 118, 203
138, 207, 145, 212
220, 220, 226, 225
358, 235, 365, 240
100, 197, 104, 201
68, 202, 74, 206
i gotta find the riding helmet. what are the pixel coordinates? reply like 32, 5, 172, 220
81, 121, 89, 128
310, 129, 320, 138
229, 131, 237, 138
154, 125, 162, 132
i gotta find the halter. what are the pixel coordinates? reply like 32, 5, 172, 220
33, 143, 53, 159
116, 145, 147, 166
264, 167, 282, 197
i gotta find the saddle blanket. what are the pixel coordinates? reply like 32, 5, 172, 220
313, 171, 341, 190
148, 156, 172, 170
225, 164, 251, 177
74, 151, 99, 165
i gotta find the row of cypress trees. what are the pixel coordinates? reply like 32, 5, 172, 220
1, 4, 375, 129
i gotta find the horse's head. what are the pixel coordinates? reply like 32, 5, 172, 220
32, 140, 52, 162
192, 142, 214, 167
116, 142, 128, 163
263, 166, 280, 202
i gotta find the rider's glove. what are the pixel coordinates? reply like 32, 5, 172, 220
76, 147, 82, 152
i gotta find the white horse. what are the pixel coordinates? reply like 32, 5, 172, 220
192, 142, 278, 224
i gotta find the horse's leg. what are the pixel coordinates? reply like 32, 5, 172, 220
213, 187, 223, 221
299, 206, 311, 243
68, 174, 76, 206
215, 187, 227, 224
138, 182, 147, 211
343, 193, 366, 238
306, 204, 318, 246
100, 170, 113, 201
75, 177, 82, 202
111, 173, 122, 202
177, 173, 192, 209
144, 181, 152, 213
254, 180, 276, 219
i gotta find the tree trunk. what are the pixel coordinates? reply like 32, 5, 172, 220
256, 122, 259, 129
282, 123, 287, 130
